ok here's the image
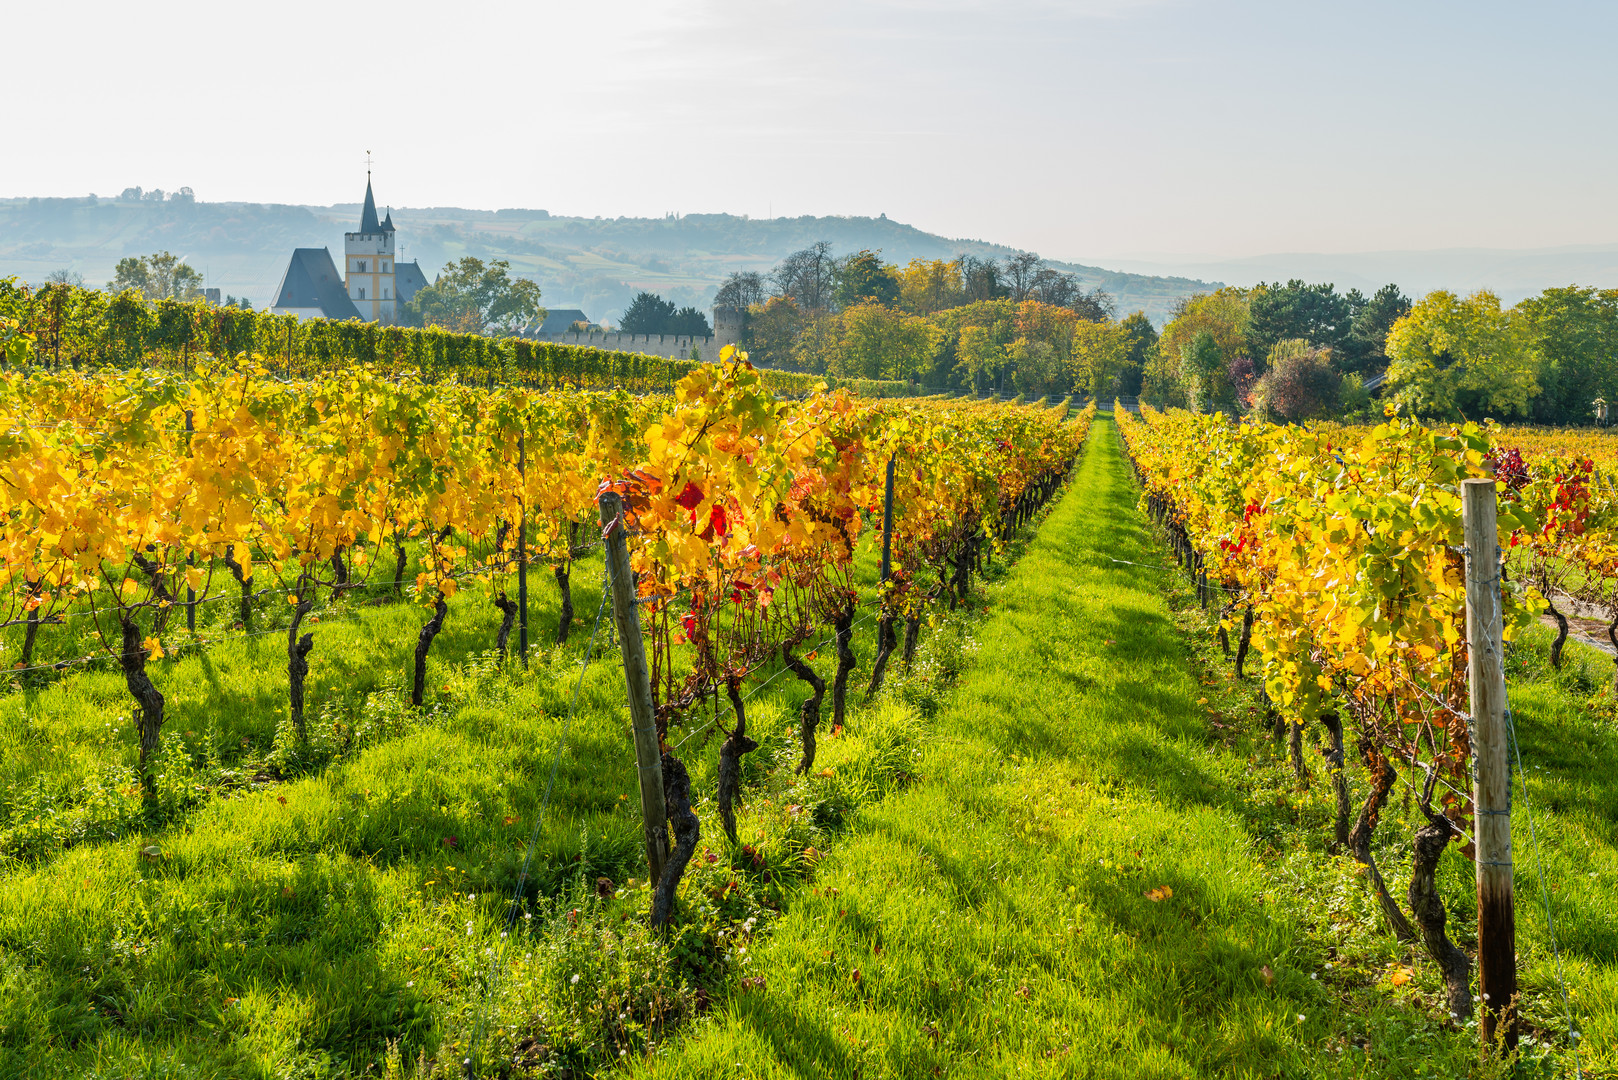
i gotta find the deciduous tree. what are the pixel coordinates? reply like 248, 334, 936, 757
108, 251, 203, 301
406, 257, 542, 336
1386, 290, 1537, 419
834, 250, 899, 310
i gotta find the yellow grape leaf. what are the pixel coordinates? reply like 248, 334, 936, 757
1389, 966, 1414, 987
1145, 886, 1173, 902
143, 636, 164, 659
185, 566, 204, 592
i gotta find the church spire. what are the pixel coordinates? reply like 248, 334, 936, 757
359, 173, 381, 234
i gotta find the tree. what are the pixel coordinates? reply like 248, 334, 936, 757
667, 306, 712, 336
897, 258, 964, 314
838, 303, 938, 382
620, 291, 677, 334
1002, 253, 1044, 302
1245, 280, 1354, 370
406, 257, 542, 336
715, 271, 766, 311
108, 251, 203, 301
834, 250, 899, 310
1115, 311, 1157, 396
746, 295, 805, 369
1345, 284, 1410, 374
1157, 287, 1251, 405
772, 242, 837, 313
1031, 268, 1114, 320
1516, 285, 1618, 425
1142, 347, 1190, 408
790, 311, 841, 374
955, 325, 1005, 392
957, 256, 1005, 303
46, 268, 83, 287
1385, 290, 1537, 419
1252, 341, 1343, 422
1007, 338, 1060, 396
1068, 320, 1131, 398
1181, 330, 1231, 412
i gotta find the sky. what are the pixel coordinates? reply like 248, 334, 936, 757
5, 0, 1616, 265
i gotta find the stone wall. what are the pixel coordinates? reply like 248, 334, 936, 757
523, 330, 715, 360
526, 310, 743, 361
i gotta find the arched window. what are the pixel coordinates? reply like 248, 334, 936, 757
358, 287, 366, 300
358, 260, 368, 273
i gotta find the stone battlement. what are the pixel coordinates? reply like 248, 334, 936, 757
525, 331, 718, 360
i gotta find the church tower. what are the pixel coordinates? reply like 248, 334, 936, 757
344, 173, 397, 323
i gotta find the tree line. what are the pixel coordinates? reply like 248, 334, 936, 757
1144, 278, 1618, 426
708, 244, 1149, 397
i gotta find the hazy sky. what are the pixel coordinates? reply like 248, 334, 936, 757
7, 0, 1615, 263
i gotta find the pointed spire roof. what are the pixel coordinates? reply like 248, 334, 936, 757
359, 174, 380, 233
382, 209, 395, 232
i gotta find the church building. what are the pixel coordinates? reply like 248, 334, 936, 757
268, 175, 428, 322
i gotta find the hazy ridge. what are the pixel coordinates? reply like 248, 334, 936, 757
0, 196, 1218, 325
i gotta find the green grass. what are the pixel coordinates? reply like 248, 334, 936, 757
0, 417, 1612, 1078
0, 462, 983, 1077
634, 416, 1610, 1079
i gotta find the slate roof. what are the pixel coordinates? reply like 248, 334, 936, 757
269, 248, 362, 320
395, 259, 428, 303
359, 178, 381, 233
535, 308, 590, 334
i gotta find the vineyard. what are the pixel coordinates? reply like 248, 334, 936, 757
0, 279, 919, 398
0, 353, 1613, 1078
1118, 403, 1615, 1073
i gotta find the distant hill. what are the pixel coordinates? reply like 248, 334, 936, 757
0, 195, 1218, 325
1101, 245, 1618, 305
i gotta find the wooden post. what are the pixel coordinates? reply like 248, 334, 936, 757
599, 491, 668, 886
517, 434, 528, 667
184, 409, 196, 633
1463, 477, 1516, 1050
880, 455, 895, 582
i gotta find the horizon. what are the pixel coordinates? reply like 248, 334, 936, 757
5, 0, 1615, 266
13, 190, 1618, 269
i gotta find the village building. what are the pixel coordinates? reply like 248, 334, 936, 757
267, 175, 428, 322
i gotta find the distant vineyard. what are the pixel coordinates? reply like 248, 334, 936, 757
0, 279, 920, 398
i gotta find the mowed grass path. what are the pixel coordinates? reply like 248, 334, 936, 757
642, 416, 1356, 1079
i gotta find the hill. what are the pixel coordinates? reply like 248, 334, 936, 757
0, 195, 1218, 325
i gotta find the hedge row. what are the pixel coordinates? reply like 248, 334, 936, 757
0, 280, 919, 397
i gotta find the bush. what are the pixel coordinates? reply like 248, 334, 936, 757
1252, 341, 1343, 422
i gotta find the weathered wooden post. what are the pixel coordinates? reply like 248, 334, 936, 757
184, 410, 196, 634
1462, 477, 1516, 1050
599, 491, 668, 887
880, 454, 895, 582
866, 455, 898, 697
517, 434, 528, 667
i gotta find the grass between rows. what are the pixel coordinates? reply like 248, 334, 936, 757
636, 415, 1612, 1080
0, 440, 1031, 1077
2, 416, 1612, 1078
